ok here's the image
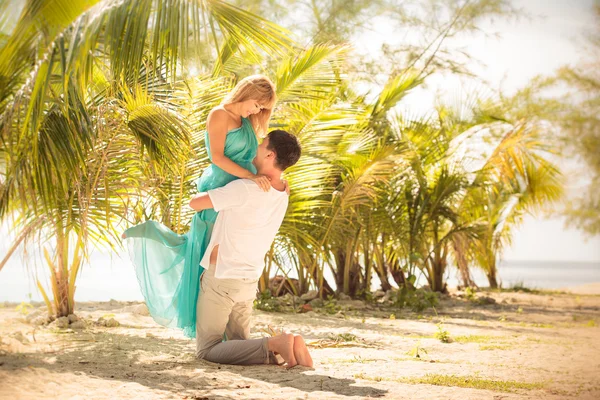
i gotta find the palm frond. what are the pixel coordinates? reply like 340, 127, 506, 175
370, 72, 422, 119
275, 43, 347, 102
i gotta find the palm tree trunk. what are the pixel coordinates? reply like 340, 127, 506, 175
341, 229, 361, 295
334, 246, 360, 296
319, 275, 335, 297
260, 248, 275, 294
334, 248, 345, 292
390, 262, 410, 288
306, 255, 335, 298
430, 230, 448, 293
363, 241, 372, 295
452, 233, 477, 288
373, 238, 392, 291
487, 272, 499, 288
57, 275, 71, 316
343, 244, 352, 295
431, 265, 445, 292
484, 246, 499, 288
297, 253, 309, 294
430, 255, 446, 292
317, 263, 335, 298
460, 266, 477, 288
349, 261, 362, 297
429, 255, 448, 293
374, 264, 392, 291
259, 267, 272, 294
486, 255, 499, 288
54, 222, 73, 317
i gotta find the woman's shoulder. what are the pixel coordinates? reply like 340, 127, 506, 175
207, 106, 230, 122
207, 107, 236, 134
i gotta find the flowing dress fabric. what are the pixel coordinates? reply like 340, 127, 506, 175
123, 118, 258, 338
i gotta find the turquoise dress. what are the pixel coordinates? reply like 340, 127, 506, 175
122, 117, 258, 338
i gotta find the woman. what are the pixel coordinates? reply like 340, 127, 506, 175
123, 75, 277, 338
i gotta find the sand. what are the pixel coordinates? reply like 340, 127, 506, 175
1, 286, 599, 400
563, 282, 600, 295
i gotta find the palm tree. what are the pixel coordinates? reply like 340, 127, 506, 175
0, 0, 567, 311
268, 71, 424, 298
355, 99, 563, 293
453, 117, 563, 288
0, 0, 293, 317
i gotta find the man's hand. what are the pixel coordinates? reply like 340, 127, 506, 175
282, 179, 290, 195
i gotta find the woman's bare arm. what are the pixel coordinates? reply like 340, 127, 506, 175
207, 109, 256, 178
189, 193, 213, 211
207, 109, 270, 191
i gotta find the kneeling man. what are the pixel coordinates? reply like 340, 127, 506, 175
189, 129, 312, 368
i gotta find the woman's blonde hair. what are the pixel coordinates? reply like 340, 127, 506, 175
222, 74, 277, 137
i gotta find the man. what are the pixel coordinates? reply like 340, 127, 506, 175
189, 129, 312, 368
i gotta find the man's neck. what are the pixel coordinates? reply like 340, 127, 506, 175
259, 167, 284, 190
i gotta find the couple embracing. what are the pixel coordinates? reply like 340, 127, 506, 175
122, 75, 312, 368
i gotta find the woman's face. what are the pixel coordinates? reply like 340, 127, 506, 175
239, 99, 267, 118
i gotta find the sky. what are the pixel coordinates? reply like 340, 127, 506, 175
352, 0, 600, 262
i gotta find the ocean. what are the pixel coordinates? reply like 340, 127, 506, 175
444, 260, 600, 290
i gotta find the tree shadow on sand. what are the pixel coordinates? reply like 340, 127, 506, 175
1, 328, 387, 399
222, 363, 387, 398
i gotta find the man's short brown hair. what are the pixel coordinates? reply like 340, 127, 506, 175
267, 130, 301, 171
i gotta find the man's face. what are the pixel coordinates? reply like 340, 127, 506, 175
254, 136, 271, 171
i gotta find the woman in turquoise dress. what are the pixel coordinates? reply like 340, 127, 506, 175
122, 75, 277, 338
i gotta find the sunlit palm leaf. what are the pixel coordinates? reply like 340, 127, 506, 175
275, 43, 347, 102
205, 0, 293, 59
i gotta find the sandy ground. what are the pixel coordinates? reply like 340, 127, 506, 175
1, 284, 600, 400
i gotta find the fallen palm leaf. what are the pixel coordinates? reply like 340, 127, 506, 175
258, 325, 285, 337
307, 334, 382, 349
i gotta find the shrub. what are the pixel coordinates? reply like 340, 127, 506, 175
254, 290, 282, 312
394, 286, 439, 312
434, 322, 451, 343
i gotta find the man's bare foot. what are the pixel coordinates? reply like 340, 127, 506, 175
267, 333, 297, 368
293, 335, 313, 368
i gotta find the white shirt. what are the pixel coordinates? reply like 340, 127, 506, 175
199, 179, 289, 279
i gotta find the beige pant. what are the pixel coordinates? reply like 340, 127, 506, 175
195, 264, 278, 365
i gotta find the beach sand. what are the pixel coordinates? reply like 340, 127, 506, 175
1, 286, 599, 400
563, 282, 600, 295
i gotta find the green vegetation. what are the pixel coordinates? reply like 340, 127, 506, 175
254, 290, 282, 312
453, 335, 496, 344
328, 333, 358, 342
508, 281, 538, 293
394, 287, 439, 312
484, 285, 566, 296
338, 355, 378, 364
1, 0, 592, 318
323, 296, 342, 315
353, 373, 544, 392
401, 374, 544, 392
479, 344, 511, 351
464, 287, 477, 302
507, 321, 555, 329
15, 302, 33, 316
434, 323, 451, 343
407, 341, 428, 359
